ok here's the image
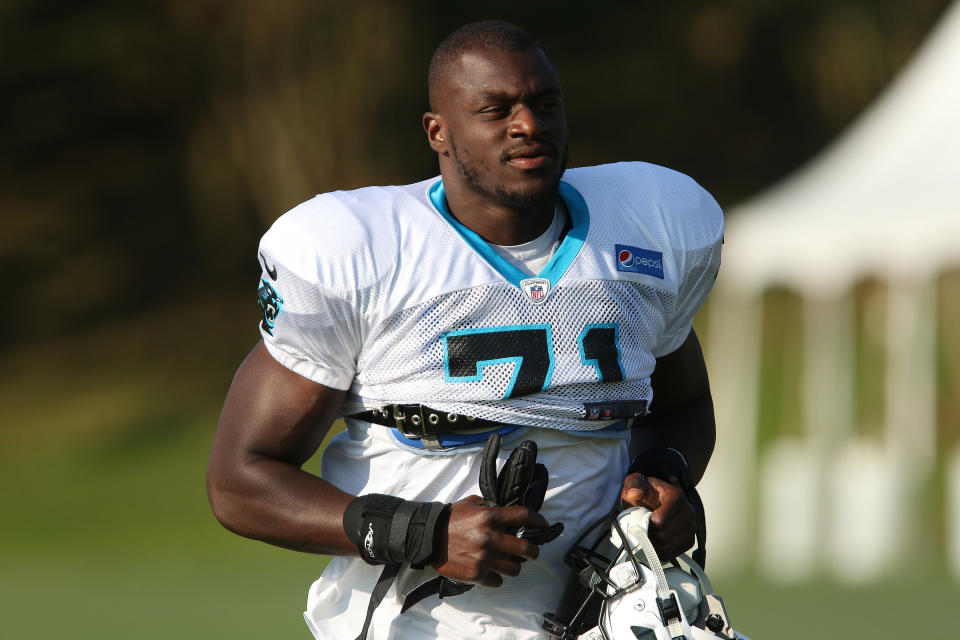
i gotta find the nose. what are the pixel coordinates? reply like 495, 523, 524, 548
508, 104, 545, 138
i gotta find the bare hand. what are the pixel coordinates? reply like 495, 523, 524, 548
430, 495, 548, 587
620, 473, 695, 560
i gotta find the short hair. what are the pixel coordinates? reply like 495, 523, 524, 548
428, 20, 549, 110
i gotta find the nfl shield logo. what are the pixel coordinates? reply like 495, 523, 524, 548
520, 278, 551, 305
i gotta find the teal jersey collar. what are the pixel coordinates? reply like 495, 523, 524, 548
427, 180, 589, 289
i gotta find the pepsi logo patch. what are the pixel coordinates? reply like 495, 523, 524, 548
615, 244, 664, 279
520, 277, 551, 305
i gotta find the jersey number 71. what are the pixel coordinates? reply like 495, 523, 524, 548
442, 323, 623, 398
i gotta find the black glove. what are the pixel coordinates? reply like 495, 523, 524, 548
479, 432, 564, 544
401, 432, 564, 613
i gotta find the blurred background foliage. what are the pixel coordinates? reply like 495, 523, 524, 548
1, 0, 956, 638
1, 0, 952, 344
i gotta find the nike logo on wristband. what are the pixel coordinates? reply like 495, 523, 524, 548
364, 523, 375, 558
259, 252, 278, 281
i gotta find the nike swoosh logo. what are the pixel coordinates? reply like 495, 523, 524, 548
259, 252, 278, 281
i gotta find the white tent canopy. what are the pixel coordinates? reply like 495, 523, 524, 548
722, 0, 960, 296
702, 0, 960, 580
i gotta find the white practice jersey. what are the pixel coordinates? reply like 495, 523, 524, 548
255, 161, 723, 640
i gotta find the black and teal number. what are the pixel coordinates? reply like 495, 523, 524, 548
578, 323, 624, 382
442, 325, 555, 398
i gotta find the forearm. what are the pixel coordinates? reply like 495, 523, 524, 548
207, 454, 357, 556
207, 451, 552, 588
629, 390, 716, 485
208, 341, 360, 555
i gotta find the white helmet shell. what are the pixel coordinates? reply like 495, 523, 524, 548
546, 507, 753, 640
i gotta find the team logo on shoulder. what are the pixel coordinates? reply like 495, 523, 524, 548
520, 277, 551, 305
615, 244, 664, 279
257, 279, 284, 335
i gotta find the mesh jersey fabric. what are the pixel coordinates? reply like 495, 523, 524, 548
254, 161, 723, 639
258, 161, 723, 427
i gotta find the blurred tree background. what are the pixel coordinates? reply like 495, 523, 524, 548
1, 1, 956, 638
2, 0, 951, 344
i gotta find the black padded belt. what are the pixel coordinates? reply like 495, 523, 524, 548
351, 399, 648, 439
351, 404, 501, 437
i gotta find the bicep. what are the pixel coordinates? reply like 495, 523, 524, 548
211, 340, 347, 471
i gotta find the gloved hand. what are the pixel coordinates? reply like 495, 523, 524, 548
402, 432, 564, 611
479, 432, 564, 545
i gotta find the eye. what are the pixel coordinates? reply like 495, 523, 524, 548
479, 104, 510, 117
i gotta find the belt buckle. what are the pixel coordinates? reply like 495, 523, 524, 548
393, 405, 425, 439
393, 405, 446, 450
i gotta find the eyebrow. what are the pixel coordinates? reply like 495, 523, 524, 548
475, 87, 563, 102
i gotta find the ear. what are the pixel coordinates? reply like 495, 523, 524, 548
423, 111, 449, 155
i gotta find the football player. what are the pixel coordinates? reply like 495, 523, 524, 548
207, 20, 721, 640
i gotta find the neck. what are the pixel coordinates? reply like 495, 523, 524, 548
441, 179, 558, 246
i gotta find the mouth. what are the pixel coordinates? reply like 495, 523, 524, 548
503, 144, 556, 170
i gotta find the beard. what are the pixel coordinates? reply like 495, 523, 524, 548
450, 137, 568, 212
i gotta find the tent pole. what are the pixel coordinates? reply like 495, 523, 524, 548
702, 286, 762, 575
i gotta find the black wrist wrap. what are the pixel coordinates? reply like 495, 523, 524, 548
627, 447, 692, 490
343, 494, 449, 568
627, 446, 708, 567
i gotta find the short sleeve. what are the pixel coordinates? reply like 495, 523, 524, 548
653, 180, 724, 357
255, 210, 363, 390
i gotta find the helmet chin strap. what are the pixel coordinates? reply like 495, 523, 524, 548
612, 508, 687, 640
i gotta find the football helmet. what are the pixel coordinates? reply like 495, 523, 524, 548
543, 507, 752, 640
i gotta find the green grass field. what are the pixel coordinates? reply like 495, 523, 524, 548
6, 409, 957, 638
2, 300, 956, 638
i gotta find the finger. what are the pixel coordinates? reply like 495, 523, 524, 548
498, 441, 537, 506
649, 513, 696, 559
522, 463, 549, 511
489, 553, 525, 578
492, 531, 541, 560
621, 473, 659, 510
649, 495, 693, 528
648, 482, 694, 529
490, 505, 549, 530
521, 521, 564, 545
650, 496, 694, 534
650, 531, 695, 561
650, 515, 695, 547
476, 572, 504, 588
657, 513, 695, 543
479, 433, 501, 505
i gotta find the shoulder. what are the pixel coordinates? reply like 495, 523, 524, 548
565, 161, 710, 200
259, 178, 438, 290
565, 162, 723, 251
